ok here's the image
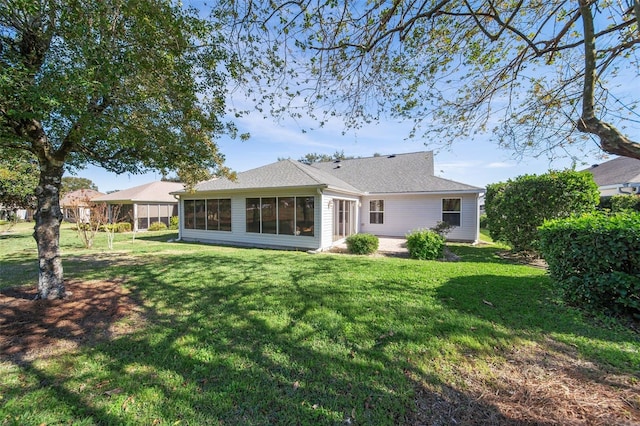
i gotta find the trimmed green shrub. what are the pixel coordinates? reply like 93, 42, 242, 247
538, 212, 640, 318
610, 194, 640, 213
116, 222, 132, 232
169, 215, 179, 230
485, 170, 599, 252
101, 222, 132, 233
148, 221, 168, 231
346, 233, 379, 255
405, 229, 445, 260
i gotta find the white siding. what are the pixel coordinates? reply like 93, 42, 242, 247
179, 189, 324, 250
360, 193, 479, 242
320, 191, 361, 250
179, 189, 479, 249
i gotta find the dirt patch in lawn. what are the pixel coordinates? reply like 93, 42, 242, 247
1, 280, 638, 424
0, 279, 143, 363
408, 339, 640, 425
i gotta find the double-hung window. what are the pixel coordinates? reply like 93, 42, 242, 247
369, 200, 384, 224
442, 198, 461, 226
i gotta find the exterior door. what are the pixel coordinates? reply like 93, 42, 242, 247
333, 199, 356, 241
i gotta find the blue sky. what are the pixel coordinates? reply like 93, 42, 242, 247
81, 112, 609, 193
76, 2, 636, 194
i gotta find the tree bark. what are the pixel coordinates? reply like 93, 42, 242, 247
577, 0, 640, 160
33, 161, 65, 300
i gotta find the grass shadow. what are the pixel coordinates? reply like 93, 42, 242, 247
437, 273, 640, 372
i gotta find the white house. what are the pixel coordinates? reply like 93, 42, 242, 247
173, 152, 483, 251
583, 156, 640, 196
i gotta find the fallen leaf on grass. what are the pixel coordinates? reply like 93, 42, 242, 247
104, 388, 123, 396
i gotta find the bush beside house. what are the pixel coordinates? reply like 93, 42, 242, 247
346, 233, 379, 255
405, 229, 445, 260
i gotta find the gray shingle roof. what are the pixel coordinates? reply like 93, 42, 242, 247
92, 181, 183, 203
583, 156, 640, 187
312, 152, 482, 193
183, 151, 482, 195
191, 159, 361, 193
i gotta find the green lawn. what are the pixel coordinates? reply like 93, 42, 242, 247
1, 223, 638, 425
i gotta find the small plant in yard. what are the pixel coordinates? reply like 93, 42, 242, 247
345, 233, 379, 254
406, 228, 445, 260
169, 215, 179, 230
148, 221, 168, 231
430, 220, 454, 238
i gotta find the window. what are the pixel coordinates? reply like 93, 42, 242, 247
297, 197, 315, 236
184, 200, 195, 229
442, 198, 461, 227
195, 200, 206, 230
184, 199, 232, 231
369, 200, 384, 224
262, 197, 277, 234
246, 196, 314, 236
206, 199, 232, 231
278, 197, 295, 235
246, 198, 261, 233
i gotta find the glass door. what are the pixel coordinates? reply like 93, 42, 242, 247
333, 199, 356, 241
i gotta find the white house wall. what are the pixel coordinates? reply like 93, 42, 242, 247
180, 189, 323, 250
359, 193, 479, 242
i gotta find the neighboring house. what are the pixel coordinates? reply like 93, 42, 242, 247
61, 189, 105, 223
92, 181, 183, 231
0, 206, 33, 221
584, 156, 640, 196
173, 152, 483, 251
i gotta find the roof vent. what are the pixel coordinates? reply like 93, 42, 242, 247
591, 164, 599, 168
335, 164, 341, 169
333, 159, 341, 163
387, 154, 396, 158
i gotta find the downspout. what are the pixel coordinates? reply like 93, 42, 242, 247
173, 194, 182, 241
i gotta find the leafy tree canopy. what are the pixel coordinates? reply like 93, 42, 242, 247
225, 0, 640, 162
1, 0, 242, 298
278, 150, 353, 164
60, 177, 98, 196
0, 150, 38, 210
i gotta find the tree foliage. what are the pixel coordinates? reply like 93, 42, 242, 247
1, 0, 240, 298
226, 0, 640, 161
0, 151, 38, 210
278, 150, 353, 164
61, 177, 98, 196
485, 170, 600, 252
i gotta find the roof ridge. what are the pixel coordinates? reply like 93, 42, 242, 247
289, 159, 362, 192
313, 150, 432, 165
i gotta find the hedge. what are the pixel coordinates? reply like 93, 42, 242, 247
100, 222, 132, 233
485, 170, 599, 252
538, 212, 640, 318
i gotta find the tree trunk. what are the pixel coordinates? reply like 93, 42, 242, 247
33, 162, 65, 299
